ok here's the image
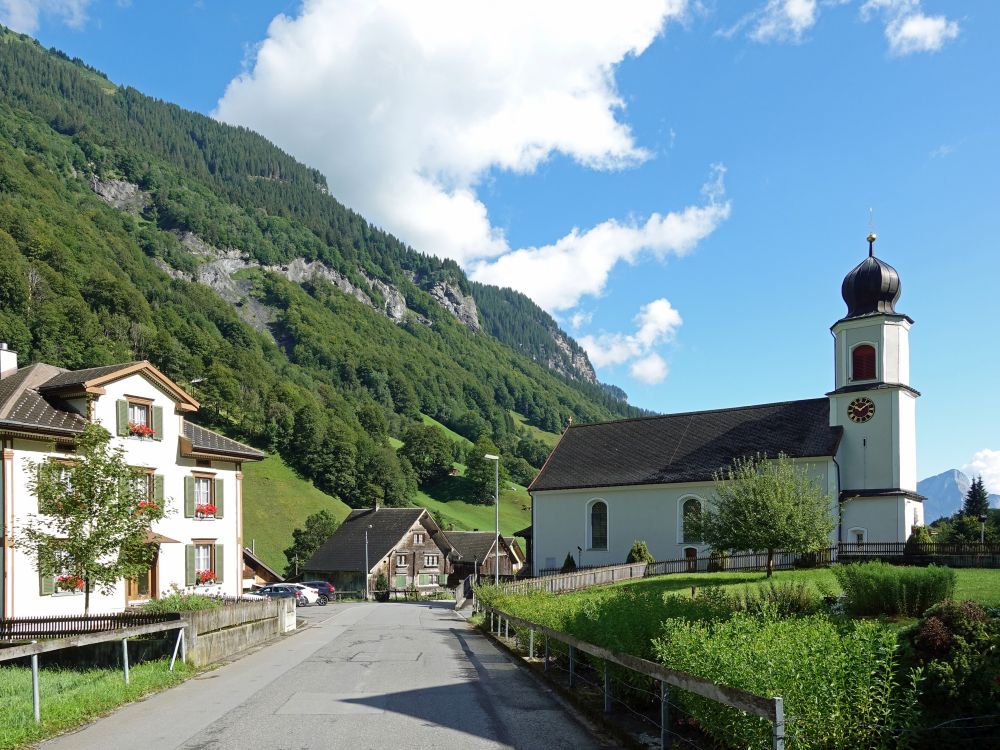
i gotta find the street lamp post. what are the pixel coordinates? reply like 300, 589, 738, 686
484, 453, 500, 585
364, 523, 373, 600
980, 514, 988, 545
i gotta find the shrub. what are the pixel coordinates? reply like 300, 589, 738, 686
652, 614, 920, 749
625, 540, 654, 564
904, 525, 933, 556
560, 552, 577, 572
898, 600, 1000, 745
707, 549, 727, 572
831, 561, 955, 617
140, 593, 221, 612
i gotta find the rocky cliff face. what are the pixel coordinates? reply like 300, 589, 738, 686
90, 177, 149, 213
548, 329, 597, 384
429, 281, 481, 332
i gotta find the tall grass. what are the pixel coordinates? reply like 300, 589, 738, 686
0, 658, 190, 749
652, 614, 920, 749
832, 562, 956, 617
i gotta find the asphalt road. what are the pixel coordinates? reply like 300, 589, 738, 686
40, 601, 608, 750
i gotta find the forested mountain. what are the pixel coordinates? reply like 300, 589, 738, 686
0, 27, 644, 510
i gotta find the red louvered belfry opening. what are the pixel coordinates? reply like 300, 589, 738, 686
852, 345, 876, 380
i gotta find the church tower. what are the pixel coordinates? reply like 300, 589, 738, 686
829, 234, 923, 543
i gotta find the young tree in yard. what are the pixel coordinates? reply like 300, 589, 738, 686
692, 453, 835, 577
283, 510, 340, 577
963, 475, 990, 517
19, 424, 168, 614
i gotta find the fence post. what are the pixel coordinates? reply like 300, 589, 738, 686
504, 618, 509, 640
772, 697, 785, 750
31, 644, 40, 723
528, 629, 534, 659
169, 628, 184, 671
568, 645, 575, 688
661, 680, 670, 749
122, 637, 130, 685
544, 635, 549, 672
603, 661, 612, 713
490, 611, 494, 633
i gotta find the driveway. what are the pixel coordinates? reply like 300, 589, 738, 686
40, 602, 607, 750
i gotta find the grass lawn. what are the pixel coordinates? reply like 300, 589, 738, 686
0, 659, 190, 749
414, 478, 531, 537
242, 453, 354, 574
419, 413, 472, 446
509, 410, 562, 448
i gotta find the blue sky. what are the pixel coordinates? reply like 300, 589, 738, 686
10, 0, 1000, 487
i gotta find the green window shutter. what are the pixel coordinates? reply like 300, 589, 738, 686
394, 575, 406, 589
39, 570, 55, 596
438, 574, 447, 586
214, 544, 224, 583
184, 476, 194, 517
213, 478, 224, 518
418, 574, 429, 586
37, 462, 52, 515
185, 545, 195, 586
116, 400, 129, 436
152, 406, 164, 441
153, 475, 165, 502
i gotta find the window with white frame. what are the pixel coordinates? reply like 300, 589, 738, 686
195, 543, 213, 572
413, 532, 424, 544
424, 554, 439, 568
396, 554, 408, 567
588, 500, 608, 550
194, 477, 212, 505
682, 497, 702, 544
128, 401, 150, 427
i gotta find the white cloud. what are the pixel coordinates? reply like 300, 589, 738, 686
215, 0, 692, 269
569, 311, 593, 330
963, 449, 1000, 496
630, 353, 669, 384
720, 0, 818, 44
860, 0, 959, 56
929, 143, 955, 158
577, 297, 681, 385
471, 165, 730, 311
0, 0, 90, 33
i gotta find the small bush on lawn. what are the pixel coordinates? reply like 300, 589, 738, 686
625, 540, 654, 564
897, 600, 1000, 747
832, 561, 955, 617
140, 593, 222, 612
737, 580, 820, 617
652, 614, 920, 750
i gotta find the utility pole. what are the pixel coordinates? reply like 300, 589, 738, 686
484, 453, 500, 585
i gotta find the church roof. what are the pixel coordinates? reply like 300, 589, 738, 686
530, 398, 843, 492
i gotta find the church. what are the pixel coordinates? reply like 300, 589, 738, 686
527, 235, 923, 575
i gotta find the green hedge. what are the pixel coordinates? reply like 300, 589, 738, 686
652, 614, 920, 749
832, 561, 956, 617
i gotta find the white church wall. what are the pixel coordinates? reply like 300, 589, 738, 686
532, 458, 838, 575
841, 495, 904, 542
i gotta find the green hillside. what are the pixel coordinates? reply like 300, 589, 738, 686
421, 413, 472, 446
415, 480, 532, 538
242, 454, 353, 574
0, 28, 640, 552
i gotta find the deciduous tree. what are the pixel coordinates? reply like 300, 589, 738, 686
691, 453, 835, 577
19, 424, 168, 614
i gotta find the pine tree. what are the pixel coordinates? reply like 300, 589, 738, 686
963, 475, 990, 517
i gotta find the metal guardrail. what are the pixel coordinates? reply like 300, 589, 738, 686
480, 605, 784, 750
0, 620, 187, 724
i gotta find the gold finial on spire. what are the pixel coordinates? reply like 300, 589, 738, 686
867, 232, 876, 256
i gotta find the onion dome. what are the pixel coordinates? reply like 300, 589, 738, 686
841, 233, 901, 318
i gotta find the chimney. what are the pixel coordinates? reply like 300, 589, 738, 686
0, 343, 17, 380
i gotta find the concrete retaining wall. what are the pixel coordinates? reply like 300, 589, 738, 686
180, 598, 295, 667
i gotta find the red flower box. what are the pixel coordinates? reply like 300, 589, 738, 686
195, 503, 217, 518
195, 569, 216, 585
56, 574, 85, 592
128, 422, 156, 439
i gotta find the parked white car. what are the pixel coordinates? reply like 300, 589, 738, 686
285, 583, 320, 605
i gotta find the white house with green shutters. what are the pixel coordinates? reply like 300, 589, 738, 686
0, 348, 263, 617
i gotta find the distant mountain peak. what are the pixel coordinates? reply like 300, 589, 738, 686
918, 468, 1000, 523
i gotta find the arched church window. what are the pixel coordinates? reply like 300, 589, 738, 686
589, 500, 608, 550
852, 345, 876, 381
682, 497, 701, 544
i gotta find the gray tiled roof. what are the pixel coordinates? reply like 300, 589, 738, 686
530, 398, 843, 492
0, 364, 87, 435
305, 508, 434, 573
38, 362, 142, 392
445, 531, 500, 563
183, 422, 264, 460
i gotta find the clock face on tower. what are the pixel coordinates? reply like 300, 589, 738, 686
847, 397, 876, 423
